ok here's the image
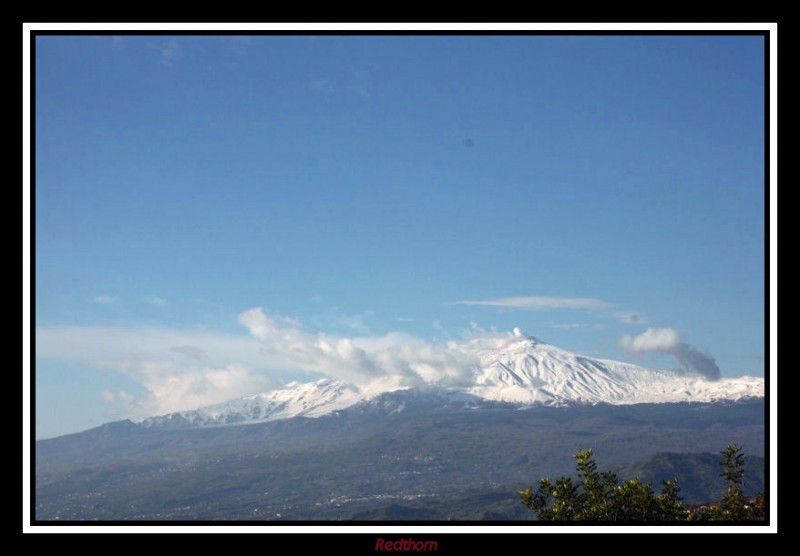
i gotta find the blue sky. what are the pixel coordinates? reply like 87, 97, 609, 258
34, 35, 766, 438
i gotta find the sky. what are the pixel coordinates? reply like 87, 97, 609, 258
33, 34, 766, 439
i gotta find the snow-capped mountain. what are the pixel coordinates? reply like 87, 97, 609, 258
470, 335, 763, 405
140, 378, 365, 429
140, 335, 763, 429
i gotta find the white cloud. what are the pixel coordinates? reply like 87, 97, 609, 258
97, 361, 274, 417
91, 295, 116, 304
37, 324, 284, 416
101, 389, 138, 415
619, 327, 720, 381
619, 327, 680, 352
36, 326, 267, 368
116, 390, 135, 408
239, 307, 488, 388
144, 296, 167, 306
456, 295, 611, 310
37, 308, 537, 418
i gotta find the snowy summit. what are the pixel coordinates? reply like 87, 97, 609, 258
140, 334, 763, 430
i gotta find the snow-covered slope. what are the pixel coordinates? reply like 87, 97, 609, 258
140, 378, 366, 429
469, 335, 763, 406
140, 335, 764, 429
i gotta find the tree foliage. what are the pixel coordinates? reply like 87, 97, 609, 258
521, 445, 765, 521
718, 444, 747, 519
692, 444, 766, 521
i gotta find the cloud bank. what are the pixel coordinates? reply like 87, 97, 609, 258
98, 361, 274, 417
238, 307, 482, 388
619, 327, 721, 381
456, 295, 611, 310
37, 310, 529, 418
36, 325, 278, 417
38, 308, 723, 422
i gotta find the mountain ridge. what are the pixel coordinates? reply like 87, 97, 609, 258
139, 335, 763, 431
36, 399, 765, 520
